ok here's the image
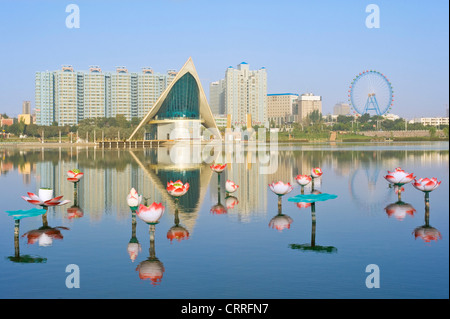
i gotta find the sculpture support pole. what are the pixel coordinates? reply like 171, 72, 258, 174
311, 202, 316, 247
149, 224, 156, 259
278, 195, 282, 215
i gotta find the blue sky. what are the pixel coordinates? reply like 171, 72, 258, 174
0, 0, 448, 118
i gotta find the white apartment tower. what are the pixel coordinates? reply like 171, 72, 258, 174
224, 62, 267, 127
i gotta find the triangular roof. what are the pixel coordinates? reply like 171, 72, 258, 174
128, 57, 220, 140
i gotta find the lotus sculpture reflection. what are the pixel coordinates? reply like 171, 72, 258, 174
384, 201, 416, 221
269, 214, 293, 232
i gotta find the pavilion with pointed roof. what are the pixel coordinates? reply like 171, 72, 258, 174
128, 57, 221, 141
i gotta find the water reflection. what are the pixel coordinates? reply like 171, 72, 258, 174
22, 208, 70, 246
135, 224, 165, 285
127, 210, 141, 262
384, 201, 416, 221
167, 199, 190, 243
413, 192, 442, 244
288, 179, 337, 253
5, 208, 47, 263
67, 186, 84, 220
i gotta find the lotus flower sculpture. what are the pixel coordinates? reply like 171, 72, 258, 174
22, 188, 70, 207
137, 203, 165, 225
295, 175, 312, 194
311, 167, 323, 179
412, 177, 441, 203
67, 169, 84, 183
269, 181, 293, 197
127, 188, 143, 210
210, 163, 227, 173
384, 167, 415, 200
225, 180, 239, 194
166, 180, 190, 197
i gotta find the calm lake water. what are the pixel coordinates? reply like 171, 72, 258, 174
0, 142, 448, 299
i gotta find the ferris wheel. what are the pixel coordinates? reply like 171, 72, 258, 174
348, 70, 394, 116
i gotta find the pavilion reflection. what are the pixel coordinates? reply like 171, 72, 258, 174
129, 147, 214, 236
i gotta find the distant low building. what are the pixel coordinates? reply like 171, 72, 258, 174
420, 117, 449, 126
294, 93, 322, 120
18, 114, 32, 125
1, 118, 14, 126
333, 103, 350, 116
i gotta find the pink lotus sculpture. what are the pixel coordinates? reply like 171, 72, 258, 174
127, 188, 143, 210
384, 167, 415, 186
166, 180, 190, 197
296, 174, 312, 186
311, 168, 323, 179
137, 203, 165, 225
412, 178, 441, 198
22, 189, 70, 207
269, 181, 293, 196
225, 180, 239, 193
67, 169, 84, 183
384, 167, 415, 200
210, 163, 227, 173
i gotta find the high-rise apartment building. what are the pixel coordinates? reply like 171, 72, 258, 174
22, 101, 31, 114
333, 102, 350, 116
214, 62, 267, 127
35, 71, 55, 126
209, 79, 226, 115
35, 65, 176, 126
295, 93, 322, 120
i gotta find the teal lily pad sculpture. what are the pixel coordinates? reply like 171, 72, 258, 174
288, 193, 337, 203
5, 208, 46, 220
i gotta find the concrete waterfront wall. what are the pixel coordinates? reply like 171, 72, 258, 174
358, 130, 435, 138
